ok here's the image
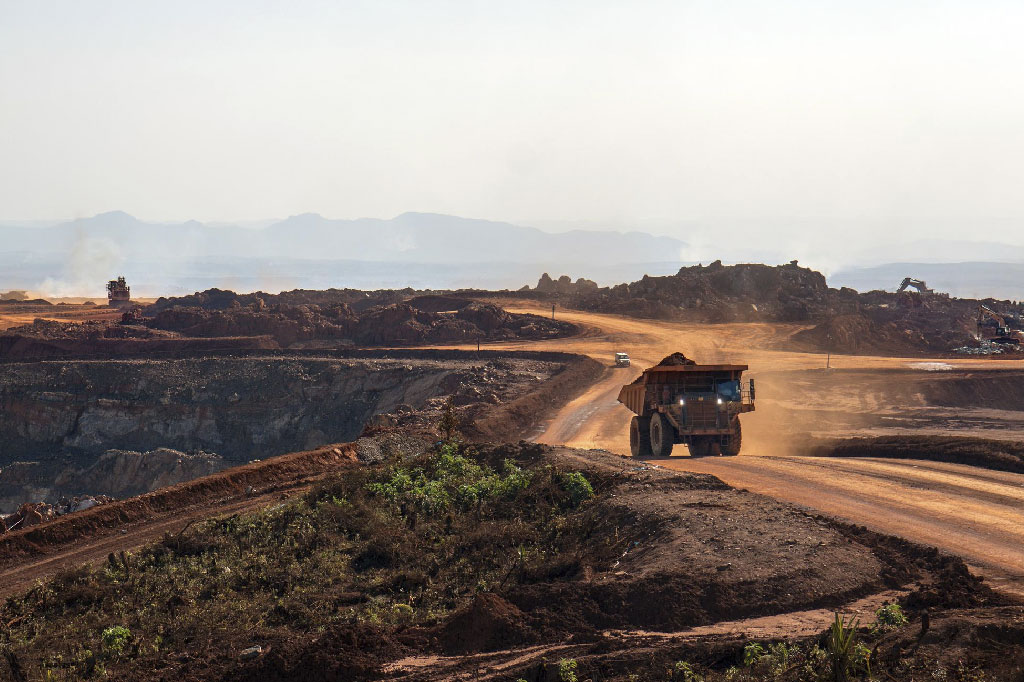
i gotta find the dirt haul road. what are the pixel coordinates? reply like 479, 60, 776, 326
460, 303, 1024, 596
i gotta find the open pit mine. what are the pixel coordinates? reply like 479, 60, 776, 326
0, 268, 1021, 681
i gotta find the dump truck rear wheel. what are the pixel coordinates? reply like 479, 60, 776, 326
630, 416, 652, 458
649, 413, 674, 457
721, 421, 742, 456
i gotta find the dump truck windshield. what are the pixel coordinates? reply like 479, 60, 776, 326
716, 380, 740, 401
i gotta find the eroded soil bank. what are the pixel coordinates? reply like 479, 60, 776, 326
0, 350, 601, 509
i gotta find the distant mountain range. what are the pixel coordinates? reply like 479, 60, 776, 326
4, 212, 1024, 299
0, 211, 687, 296
0, 211, 686, 264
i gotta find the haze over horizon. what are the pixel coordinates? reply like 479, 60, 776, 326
5, 209, 1024, 301
4, 0, 1024, 262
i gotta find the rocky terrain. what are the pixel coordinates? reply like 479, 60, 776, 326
0, 449, 228, 513
146, 286, 408, 314
11, 270, 1024, 356
530, 261, 834, 322
143, 287, 577, 346
526, 261, 1024, 355
0, 350, 599, 511
0, 293, 578, 359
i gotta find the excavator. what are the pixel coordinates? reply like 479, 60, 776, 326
978, 305, 1023, 346
897, 277, 932, 295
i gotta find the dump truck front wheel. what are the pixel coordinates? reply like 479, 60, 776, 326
721, 420, 742, 456
649, 413, 675, 457
630, 416, 652, 458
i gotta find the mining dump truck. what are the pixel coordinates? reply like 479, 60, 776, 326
617, 353, 755, 457
106, 276, 131, 307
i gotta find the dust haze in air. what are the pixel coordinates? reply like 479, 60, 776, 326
4, 1, 1024, 271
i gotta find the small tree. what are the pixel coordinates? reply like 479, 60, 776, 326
438, 396, 460, 442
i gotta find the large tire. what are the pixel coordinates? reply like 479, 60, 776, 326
721, 420, 742, 456
649, 412, 675, 457
630, 415, 652, 458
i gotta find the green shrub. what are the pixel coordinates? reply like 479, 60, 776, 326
558, 657, 578, 682
874, 602, 908, 631
802, 645, 828, 677
559, 471, 594, 506
367, 444, 534, 513
673, 660, 704, 681
770, 641, 794, 668
741, 642, 765, 667
101, 625, 131, 655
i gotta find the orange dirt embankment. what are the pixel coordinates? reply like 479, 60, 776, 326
0, 444, 358, 568
466, 354, 605, 443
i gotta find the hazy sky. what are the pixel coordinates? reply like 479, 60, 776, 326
3, 1, 1023, 244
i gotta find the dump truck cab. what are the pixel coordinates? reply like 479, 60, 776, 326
617, 355, 754, 458
614, 352, 631, 367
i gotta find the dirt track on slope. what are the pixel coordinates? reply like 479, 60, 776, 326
452, 302, 1024, 595
0, 444, 360, 596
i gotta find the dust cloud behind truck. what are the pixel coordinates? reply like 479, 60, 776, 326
617, 353, 754, 458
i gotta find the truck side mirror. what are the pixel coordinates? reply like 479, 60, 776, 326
749, 378, 755, 400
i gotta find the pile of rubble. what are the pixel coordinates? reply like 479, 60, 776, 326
535, 260, 833, 323
527, 261, 1015, 355
954, 340, 1008, 355
143, 299, 576, 347
1, 495, 114, 533
146, 287, 407, 314
7, 317, 173, 341
6, 294, 578, 349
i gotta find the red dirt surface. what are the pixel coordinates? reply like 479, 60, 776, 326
0, 444, 358, 595
437, 593, 532, 655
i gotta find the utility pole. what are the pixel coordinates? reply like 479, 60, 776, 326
825, 302, 834, 370
551, 303, 556, 320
